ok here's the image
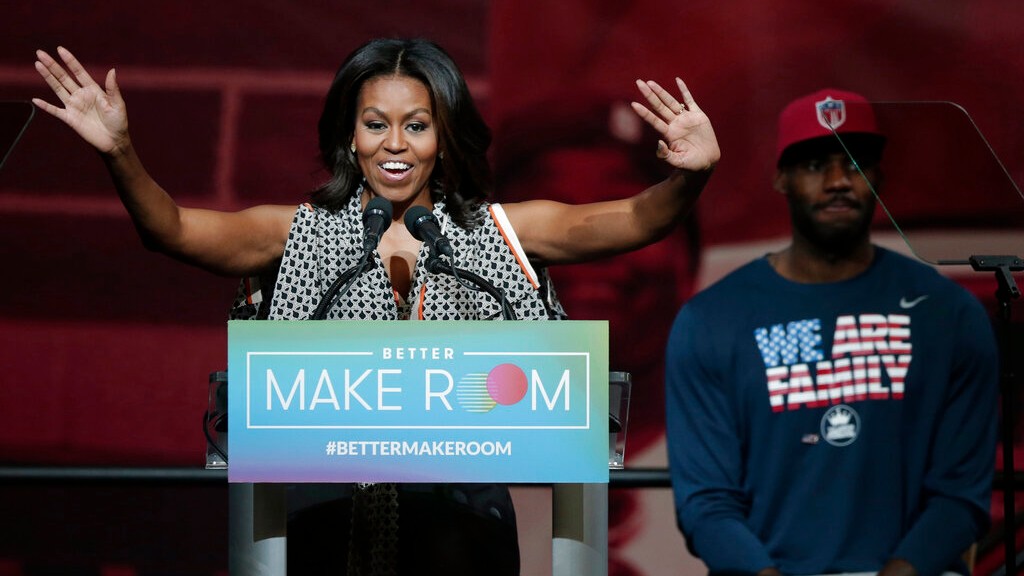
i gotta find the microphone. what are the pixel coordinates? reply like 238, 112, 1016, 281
362, 197, 393, 252
404, 205, 454, 258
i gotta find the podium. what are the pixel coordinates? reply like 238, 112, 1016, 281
223, 319, 611, 575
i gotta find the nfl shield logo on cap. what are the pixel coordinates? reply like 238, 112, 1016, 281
816, 97, 846, 131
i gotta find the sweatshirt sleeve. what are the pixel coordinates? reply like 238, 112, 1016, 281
665, 304, 775, 575
892, 294, 999, 576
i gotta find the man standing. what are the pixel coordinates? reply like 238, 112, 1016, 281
665, 89, 998, 576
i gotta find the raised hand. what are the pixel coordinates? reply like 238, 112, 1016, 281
631, 77, 720, 172
33, 47, 129, 155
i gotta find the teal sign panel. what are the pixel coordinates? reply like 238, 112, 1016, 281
227, 320, 609, 483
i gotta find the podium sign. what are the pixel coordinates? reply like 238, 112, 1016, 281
227, 320, 609, 483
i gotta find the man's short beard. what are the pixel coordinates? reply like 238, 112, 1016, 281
788, 198, 875, 258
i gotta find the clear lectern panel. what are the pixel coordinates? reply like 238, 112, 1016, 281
832, 100, 1024, 265
0, 101, 35, 173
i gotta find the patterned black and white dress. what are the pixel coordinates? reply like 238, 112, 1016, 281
230, 192, 565, 576
232, 192, 564, 323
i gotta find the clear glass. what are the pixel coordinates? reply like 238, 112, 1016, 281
0, 101, 35, 173
205, 371, 228, 469
830, 100, 1024, 265
608, 371, 632, 470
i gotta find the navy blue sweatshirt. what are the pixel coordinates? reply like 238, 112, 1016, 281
665, 248, 998, 576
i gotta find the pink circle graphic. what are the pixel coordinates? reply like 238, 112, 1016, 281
486, 363, 528, 405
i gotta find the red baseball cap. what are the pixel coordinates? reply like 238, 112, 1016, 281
775, 88, 885, 166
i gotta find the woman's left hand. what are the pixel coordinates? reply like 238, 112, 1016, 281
631, 77, 720, 172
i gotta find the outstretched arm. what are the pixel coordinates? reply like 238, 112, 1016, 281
503, 77, 719, 266
33, 47, 293, 277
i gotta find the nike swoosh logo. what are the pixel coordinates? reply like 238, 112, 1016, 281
899, 295, 929, 309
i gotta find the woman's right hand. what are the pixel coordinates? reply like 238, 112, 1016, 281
33, 47, 129, 156
30, 46, 293, 278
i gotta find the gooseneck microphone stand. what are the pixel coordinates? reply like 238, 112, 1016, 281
312, 196, 394, 320
969, 255, 1023, 576
425, 254, 517, 320
310, 251, 374, 320
312, 252, 517, 321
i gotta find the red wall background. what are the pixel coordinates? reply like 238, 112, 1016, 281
1, 1, 1022, 574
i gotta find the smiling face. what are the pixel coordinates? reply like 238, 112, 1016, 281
353, 75, 438, 210
776, 151, 880, 255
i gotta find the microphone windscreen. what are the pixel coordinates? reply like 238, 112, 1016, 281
403, 205, 433, 240
364, 196, 394, 222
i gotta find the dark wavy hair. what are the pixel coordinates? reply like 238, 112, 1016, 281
312, 38, 492, 228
